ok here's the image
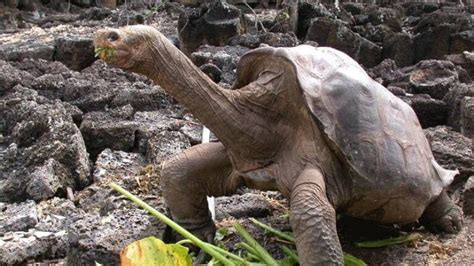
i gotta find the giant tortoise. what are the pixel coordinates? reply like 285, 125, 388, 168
94, 25, 463, 265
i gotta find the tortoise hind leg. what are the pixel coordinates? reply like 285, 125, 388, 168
289, 167, 343, 265
420, 190, 463, 234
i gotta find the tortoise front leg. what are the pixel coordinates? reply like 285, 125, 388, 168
290, 167, 343, 265
160, 142, 244, 243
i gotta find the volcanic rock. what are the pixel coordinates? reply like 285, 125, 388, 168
305, 16, 381, 67
0, 41, 55, 62
178, 1, 241, 55
66, 208, 165, 266
133, 110, 183, 154
382, 32, 415, 67
54, 36, 96, 71
216, 193, 273, 219
464, 176, 474, 215
424, 126, 473, 180
460, 96, 474, 139
443, 83, 474, 131
79, 105, 137, 159
297, 1, 333, 38
445, 52, 474, 80
146, 131, 191, 165
0, 86, 91, 202
191, 45, 249, 85
401, 94, 447, 128
0, 60, 34, 96
0, 200, 38, 234
407, 60, 459, 100
367, 59, 404, 87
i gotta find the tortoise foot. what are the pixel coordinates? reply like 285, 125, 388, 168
426, 205, 463, 234
421, 190, 463, 234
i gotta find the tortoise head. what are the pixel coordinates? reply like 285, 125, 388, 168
94, 25, 161, 73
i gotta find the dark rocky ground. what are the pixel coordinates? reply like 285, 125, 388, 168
0, 0, 473, 265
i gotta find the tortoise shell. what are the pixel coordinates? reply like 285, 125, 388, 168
236, 45, 457, 221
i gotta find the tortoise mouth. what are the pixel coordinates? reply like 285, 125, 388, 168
94, 43, 136, 70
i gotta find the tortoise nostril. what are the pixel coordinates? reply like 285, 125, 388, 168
107, 31, 119, 42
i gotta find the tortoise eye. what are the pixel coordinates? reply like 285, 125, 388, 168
107, 31, 119, 42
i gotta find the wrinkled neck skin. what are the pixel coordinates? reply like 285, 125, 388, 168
135, 33, 286, 171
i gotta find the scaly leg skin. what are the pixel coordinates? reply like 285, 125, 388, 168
290, 167, 343, 266
160, 142, 243, 244
420, 190, 463, 234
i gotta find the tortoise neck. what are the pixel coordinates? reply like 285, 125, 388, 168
140, 34, 277, 160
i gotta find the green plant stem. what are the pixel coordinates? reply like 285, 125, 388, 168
249, 218, 295, 243
234, 223, 278, 265
355, 233, 422, 248
110, 183, 236, 266
281, 246, 299, 263
176, 239, 194, 246
237, 242, 259, 258
247, 253, 261, 262
209, 245, 248, 264
344, 253, 367, 266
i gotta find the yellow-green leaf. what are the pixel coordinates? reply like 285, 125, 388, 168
120, 236, 192, 266
94, 47, 115, 60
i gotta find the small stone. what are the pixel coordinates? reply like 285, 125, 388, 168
2, 234, 14, 242
33, 231, 54, 239
55, 230, 67, 237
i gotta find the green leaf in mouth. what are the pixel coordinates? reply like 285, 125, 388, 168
94, 47, 115, 59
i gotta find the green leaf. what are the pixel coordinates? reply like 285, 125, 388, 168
120, 236, 192, 266
355, 233, 422, 248
94, 47, 103, 58
344, 253, 367, 266
215, 227, 232, 241
94, 47, 115, 59
110, 183, 237, 266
